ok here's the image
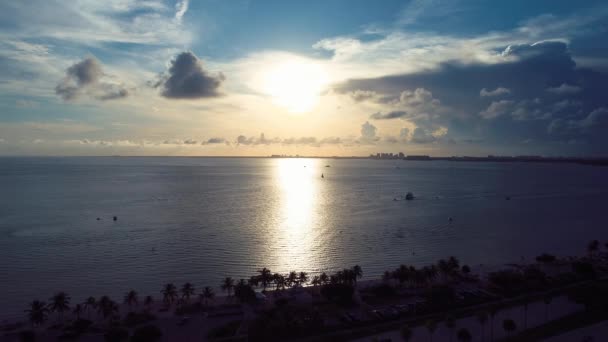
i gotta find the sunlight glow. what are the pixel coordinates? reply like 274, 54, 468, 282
273, 158, 319, 271
263, 59, 329, 113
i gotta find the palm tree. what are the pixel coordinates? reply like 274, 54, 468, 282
25, 300, 48, 327
258, 268, 272, 291
161, 283, 178, 305
249, 275, 260, 288
73, 304, 83, 320
400, 324, 413, 342
503, 319, 516, 339
181, 282, 195, 303
311, 275, 321, 287
200, 286, 214, 306
476, 311, 488, 342
83, 297, 96, 319
287, 271, 298, 288
456, 328, 472, 342
438, 259, 452, 282
448, 256, 460, 271
273, 274, 286, 295
49, 292, 70, 322
221, 277, 235, 297
144, 296, 153, 310
445, 315, 456, 342
382, 271, 392, 284
352, 265, 363, 285
588, 240, 600, 257
124, 290, 138, 311
97, 296, 118, 322
298, 271, 309, 286
319, 272, 329, 285
426, 319, 437, 342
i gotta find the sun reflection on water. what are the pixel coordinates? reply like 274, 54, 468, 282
273, 158, 320, 272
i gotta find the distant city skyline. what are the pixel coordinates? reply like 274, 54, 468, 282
1, 1, 608, 156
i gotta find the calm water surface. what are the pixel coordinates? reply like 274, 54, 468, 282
1, 157, 607, 318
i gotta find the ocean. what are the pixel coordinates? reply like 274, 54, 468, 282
1, 156, 607, 318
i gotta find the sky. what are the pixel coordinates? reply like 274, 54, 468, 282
1, 0, 607, 157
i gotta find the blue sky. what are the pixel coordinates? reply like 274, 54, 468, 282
0, 0, 607, 156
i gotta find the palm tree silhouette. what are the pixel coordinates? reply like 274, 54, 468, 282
298, 271, 309, 286
352, 265, 363, 285
97, 296, 118, 322
144, 295, 154, 310
161, 283, 178, 305
502, 319, 516, 339
426, 319, 437, 342
273, 274, 286, 295
258, 268, 272, 291
400, 324, 413, 342
49, 292, 70, 322
476, 311, 488, 342
201, 286, 214, 306
124, 290, 138, 311
73, 304, 83, 320
287, 271, 298, 288
456, 328, 472, 342
588, 240, 600, 258
181, 282, 195, 303
83, 296, 96, 319
311, 275, 321, 287
319, 272, 329, 285
221, 277, 235, 297
25, 300, 48, 327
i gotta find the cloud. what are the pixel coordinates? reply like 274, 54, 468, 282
548, 107, 608, 138
480, 87, 511, 97
410, 127, 437, 144
175, 0, 189, 23
370, 110, 408, 120
55, 56, 129, 101
205, 137, 226, 144
358, 121, 379, 144
156, 52, 225, 99
546, 83, 582, 94
480, 100, 514, 119
334, 39, 608, 152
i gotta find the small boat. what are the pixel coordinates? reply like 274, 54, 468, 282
321, 173, 324, 178
405, 192, 414, 200
325, 165, 331, 167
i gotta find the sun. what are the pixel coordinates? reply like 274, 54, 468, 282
263, 59, 329, 113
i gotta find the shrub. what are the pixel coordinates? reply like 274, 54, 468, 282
320, 283, 355, 306
19, 330, 35, 342
123, 311, 156, 327
104, 327, 129, 342
536, 253, 556, 263
131, 325, 162, 342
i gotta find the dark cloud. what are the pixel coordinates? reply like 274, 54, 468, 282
56, 56, 129, 101
156, 52, 225, 99
334, 41, 608, 154
370, 110, 408, 120
546, 83, 582, 94
205, 137, 226, 144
